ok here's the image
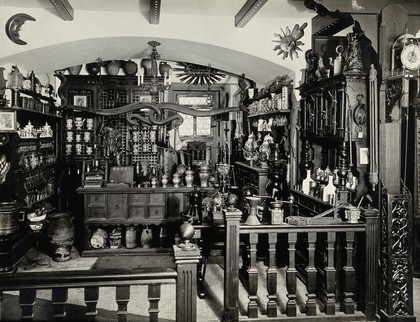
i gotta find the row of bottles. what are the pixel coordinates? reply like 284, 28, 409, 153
301, 166, 358, 205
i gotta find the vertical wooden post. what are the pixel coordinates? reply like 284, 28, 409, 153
247, 232, 259, 318
148, 284, 160, 322
286, 232, 297, 317
84, 286, 99, 321
342, 231, 355, 314
324, 231, 337, 315
223, 208, 242, 322
19, 289, 36, 321
52, 288, 68, 320
116, 285, 130, 322
266, 232, 278, 317
306, 232, 317, 316
174, 243, 201, 322
361, 207, 379, 320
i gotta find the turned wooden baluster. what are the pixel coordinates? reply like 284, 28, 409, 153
286, 232, 297, 317
324, 231, 337, 315
52, 288, 68, 320
247, 232, 259, 318
148, 284, 161, 322
84, 286, 99, 321
266, 232, 278, 317
342, 231, 356, 314
19, 289, 36, 321
116, 285, 130, 322
306, 232, 317, 316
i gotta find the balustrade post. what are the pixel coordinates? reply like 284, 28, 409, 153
148, 284, 160, 322
306, 232, 317, 316
361, 207, 379, 320
286, 232, 297, 317
324, 231, 337, 315
174, 243, 201, 322
247, 232, 259, 318
84, 286, 99, 321
266, 232, 278, 317
223, 208, 242, 322
19, 289, 36, 321
342, 231, 355, 314
116, 285, 130, 322
52, 288, 68, 320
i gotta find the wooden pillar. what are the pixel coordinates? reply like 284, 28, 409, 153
116, 285, 130, 322
342, 231, 356, 314
19, 289, 36, 321
84, 286, 99, 321
306, 232, 317, 316
286, 232, 297, 317
266, 232, 278, 317
52, 288, 68, 320
174, 243, 201, 322
324, 231, 337, 315
148, 284, 160, 322
361, 207, 380, 320
247, 232, 259, 318
223, 208, 242, 322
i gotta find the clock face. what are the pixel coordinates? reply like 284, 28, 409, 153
90, 234, 105, 248
401, 44, 420, 71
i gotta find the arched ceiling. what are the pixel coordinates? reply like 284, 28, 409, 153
0, 37, 299, 84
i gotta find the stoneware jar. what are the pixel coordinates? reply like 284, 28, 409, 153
123, 60, 138, 76
47, 211, 75, 262
105, 60, 120, 76
67, 64, 82, 75
85, 62, 101, 76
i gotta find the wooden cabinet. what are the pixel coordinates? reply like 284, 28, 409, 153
77, 187, 215, 256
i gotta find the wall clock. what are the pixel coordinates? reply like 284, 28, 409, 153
400, 43, 420, 71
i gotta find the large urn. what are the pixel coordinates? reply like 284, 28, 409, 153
0, 201, 21, 272
85, 62, 101, 76
47, 211, 75, 262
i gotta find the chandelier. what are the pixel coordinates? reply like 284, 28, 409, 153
138, 41, 172, 95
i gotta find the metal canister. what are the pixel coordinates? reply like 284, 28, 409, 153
125, 226, 137, 249
0, 201, 20, 236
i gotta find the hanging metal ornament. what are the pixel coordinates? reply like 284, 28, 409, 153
173, 63, 226, 86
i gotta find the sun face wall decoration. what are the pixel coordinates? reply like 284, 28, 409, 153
273, 22, 308, 60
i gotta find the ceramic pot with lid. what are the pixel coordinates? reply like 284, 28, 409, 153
105, 60, 120, 76
85, 62, 101, 76
123, 60, 138, 76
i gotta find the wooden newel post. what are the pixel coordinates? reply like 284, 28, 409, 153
174, 244, 201, 322
223, 208, 242, 322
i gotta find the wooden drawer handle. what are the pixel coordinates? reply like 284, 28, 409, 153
115, 204, 119, 209
94, 197, 98, 202
155, 211, 159, 216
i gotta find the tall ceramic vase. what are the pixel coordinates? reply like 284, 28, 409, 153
47, 211, 75, 262
199, 165, 210, 188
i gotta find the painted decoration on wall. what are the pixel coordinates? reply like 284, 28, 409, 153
173, 63, 226, 86
5, 13, 36, 45
273, 22, 308, 60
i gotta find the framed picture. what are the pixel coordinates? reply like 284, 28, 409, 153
0, 110, 17, 132
139, 95, 153, 103
74, 95, 87, 107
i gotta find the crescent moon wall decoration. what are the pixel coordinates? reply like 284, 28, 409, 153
5, 13, 36, 45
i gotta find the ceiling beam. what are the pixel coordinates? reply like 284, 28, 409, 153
149, 0, 161, 24
49, 0, 74, 21
235, 0, 268, 28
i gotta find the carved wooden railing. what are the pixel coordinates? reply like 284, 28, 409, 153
223, 207, 380, 322
0, 245, 200, 322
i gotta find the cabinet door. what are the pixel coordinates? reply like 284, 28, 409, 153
107, 194, 127, 219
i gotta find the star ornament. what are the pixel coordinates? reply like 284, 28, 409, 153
273, 22, 308, 60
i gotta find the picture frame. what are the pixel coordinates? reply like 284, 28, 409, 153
73, 95, 87, 107
0, 110, 17, 132
139, 95, 153, 103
